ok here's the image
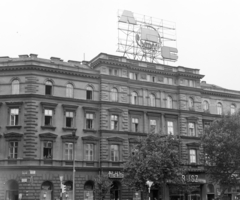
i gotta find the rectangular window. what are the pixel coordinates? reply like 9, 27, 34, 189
9, 141, 18, 159
152, 76, 155, 82
65, 143, 73, 160
168, 78, 173, 85
132, 118, 139, 132
44, 109, 53, 126
110, 145, 119, 161
111, 115, 118, 130
129, 72, 138, 80
150, 119, 156, 133
10, 108, 19, 126
189, 80, 193, 87
45, 85, 52, 95
114, 69, 118, 76
43, 141, 52, 159
86, 113, 94, 129
66, 111, 74, 128
85, 144, 94, 161
190, 149, 197, 163
188, 123, 195, 136
147, 75, 151, 81
167, 121, 174, 135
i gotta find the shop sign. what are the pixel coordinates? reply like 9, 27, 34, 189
108, 171, 124, 179
182, 174, 206, 183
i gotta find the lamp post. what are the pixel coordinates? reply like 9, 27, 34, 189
60, 176, 63, 200
72, 131, 76, 200
146, 180, 153, 200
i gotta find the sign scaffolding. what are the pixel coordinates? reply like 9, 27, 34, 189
117, 10, 178, 64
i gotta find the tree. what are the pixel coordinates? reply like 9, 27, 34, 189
202, 111, 240, 199
94, 173, 113, 200
122, 133, 185, 192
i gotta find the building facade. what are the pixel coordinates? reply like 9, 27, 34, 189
0, 53, 240, 200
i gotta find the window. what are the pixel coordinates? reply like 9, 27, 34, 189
43, 141, 52, 159
150, 119, 156, 134
203, 101, 209, 112
168, 78, 173, 85
45, 81, 53, 95
66, 84, 73, 98
131, 92, 138, 105
86, 113, 94, 129
65, 143, 73, 160
129, 72, 137, 80
167, 96, 173, 109
217, 103, 222, 115
86, 86, 93, 100
12, 80, 19, 94
188, 123, 196, 136
9, 141, 18, 159
149, 94, 156, 107
109, 69, 118, 76
10, 108, 19, 126
66, 111, 74, 128
188, 97, 194, 110
189, 80, 193, 87
132, 118, 139, 132
111, 115, 118, 130
189, 149, 197, 163
152, 76, 156, 82
167, 121, 174, 135
231, 104, 236, 115
110, 145, 119, 161
44, 109, 53, 126
85, 144, 94, 161
111, 88, 118, 102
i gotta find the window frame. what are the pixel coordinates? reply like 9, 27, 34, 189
10, 108, 19, 126
149, 94, 156, 107
107, 137, 124, 163
188, 122, 196, 137
189, 149, 197, 164
131, 117, 139, 132
110, 144, 120, 162
217, 102, 223, 115
6, 102, 23, 128
45, 80, 53, 95
66, 83, 74, 98
11, 79, 20, 95
188, 97, 194, 110
203, 100, 209, 112
167, 96, 173, 109
64, 142, 73, 160
86, 86, 93, 100
41, 102, 57, 129
111, 88, 118, 102
231, 104, 236, 115
131, 92, 138, 105
82, 136, 99, 163
62, 104, 78, 131
111, 114, 119, 130
167, 121, 174, 135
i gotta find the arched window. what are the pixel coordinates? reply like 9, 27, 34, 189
12, 79, 19, 94
84, 181, 94, 200
217, 103, 222, 115
86, 86, 93, 100
66, 84, 73, 98
41, 181, 53, 200
203, 101, 209, 112
5, 180, 19, 200
188, 97, 194, 110
167, 96, 173, 109
110, 181, 121, 200
111, 88, 118, 102
131, 92, 138, 105
231, 104, 236, 115
45, 81, 53, 95
149, 94, 156, 107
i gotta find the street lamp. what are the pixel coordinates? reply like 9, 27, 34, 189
146, 180, 153, 200
60, 176, 63, 200
72, 131, 76, 200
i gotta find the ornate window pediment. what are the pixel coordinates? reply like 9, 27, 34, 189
4, 132, 23, 141
39, 132, 57, 141
107, 137, 124, 142
82, 136, 99, 141
108, 108, 123, 113
186, 142, 200, 147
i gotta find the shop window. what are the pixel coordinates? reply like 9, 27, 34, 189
45, 81, 53, 95
110, 181, 121, 200
150, 119, 156, 134
231, 104, 236, 115
86, 86, 93, 100
85, 144, 94, 161
188, 97, 194, 110
111, 88, 118, 102
9, 141, 18, 159
84, 181, 94, 200
217, 103, 222, 115
132, 118, 139, 132
12, 79, 20, 95
188, 123, 196, 137
10, 108, 19, 126
86, 113, 94, 129
167, 96, 173, 109
66, 84, 73, 98
65, 142, 73, 160
167, 121, 174, 135
203, 101, 209, 112
189, 149, 197, 163
5, 180, 19, 200
131, 92, 138, 105
111, 115, 119, 130
43, 141, 53, 159
149, 94, 156, 107
110, 144, 119, 161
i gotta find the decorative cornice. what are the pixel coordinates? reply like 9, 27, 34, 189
61, 134, 79, 141
107, 137, 124, 142
6, 101, 23, 106
4, 132, 23, 138
82, 136, 100, 141
62, 104, 79, 110
186, 142, 201, 147
39, 132, 58, 139
108, 108, 123, 113
82, 106, 99, 111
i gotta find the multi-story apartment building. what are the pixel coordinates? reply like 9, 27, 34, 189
0, 53, 239, 200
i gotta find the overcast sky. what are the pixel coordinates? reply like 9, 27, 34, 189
0, 0, 239, 91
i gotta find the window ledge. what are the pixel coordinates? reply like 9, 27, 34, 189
83, 129, 97, 133
6, 125, 22, 129
41, 126, 56, 130
62, 127, 77, 132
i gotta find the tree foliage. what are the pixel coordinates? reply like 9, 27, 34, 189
122, 133, 184, 191
202, 111, 240, 197
94, 173, 113, 200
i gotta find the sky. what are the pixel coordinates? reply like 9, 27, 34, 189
0, 0, 239, 91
